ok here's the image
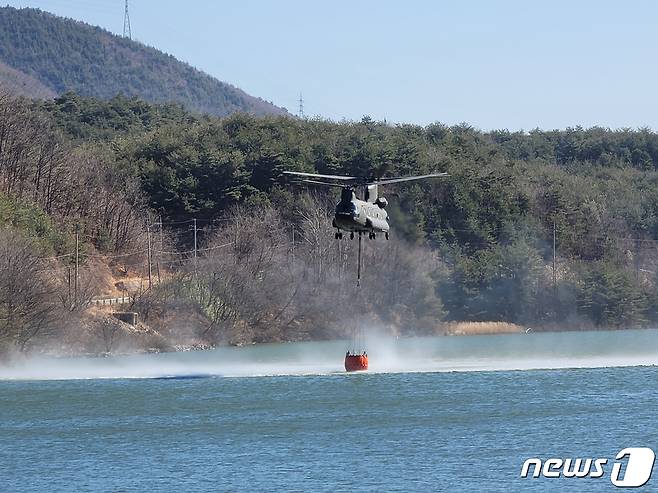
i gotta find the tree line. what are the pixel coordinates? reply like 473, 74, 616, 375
3, 91, 658, 353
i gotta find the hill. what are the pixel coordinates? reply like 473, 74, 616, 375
0, 61, 55, 99
35, 93, 658, 330
5, 91, 658, 355
0, 7, 288, 117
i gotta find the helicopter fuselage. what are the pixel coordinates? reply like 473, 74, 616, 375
332, 188, 389, 236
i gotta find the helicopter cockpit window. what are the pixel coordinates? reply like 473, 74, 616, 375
340, 188, 353, 202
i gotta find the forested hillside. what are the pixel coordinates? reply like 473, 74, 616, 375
3, 89, 658, 356
51, 95, 658, 328
0, 61, 55, 99
0, 7, 287, 117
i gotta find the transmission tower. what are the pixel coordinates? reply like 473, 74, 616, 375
123, 0, 132, 39
298, 93, 304, 118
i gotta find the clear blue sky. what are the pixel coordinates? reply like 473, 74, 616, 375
5, 0, 658, 130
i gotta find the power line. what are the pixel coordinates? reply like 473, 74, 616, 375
123, 0, 132, 40
150, 217, 234, 227
88, 249, 148, 259
157, 242, 233, 257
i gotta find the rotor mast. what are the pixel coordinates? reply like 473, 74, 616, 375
364, 184, 378, 203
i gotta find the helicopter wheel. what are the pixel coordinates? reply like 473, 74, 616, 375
334, 232, 339, 240
385, 232, 389, 240
350, 232, 354, 240
338, 232, 343, 239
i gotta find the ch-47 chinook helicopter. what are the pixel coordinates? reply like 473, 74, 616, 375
284, 169, 448, 372
283, 171, 448, 240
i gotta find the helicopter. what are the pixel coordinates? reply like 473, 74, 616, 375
283, 171, 448, 240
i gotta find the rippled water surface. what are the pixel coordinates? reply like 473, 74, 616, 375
1, 330, 658, 491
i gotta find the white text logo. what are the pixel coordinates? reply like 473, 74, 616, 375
520, 448, 655, 487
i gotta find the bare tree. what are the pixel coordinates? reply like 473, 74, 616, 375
0, 228, 59, 353
55, 260, 108, 312
181, 196, 446, 344
0, 93, 147, 255
187, 205, 301, 343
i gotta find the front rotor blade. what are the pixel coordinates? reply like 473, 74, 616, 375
297, 179, 347, 188
283, 171, 358, 181
367, 172, 449, 186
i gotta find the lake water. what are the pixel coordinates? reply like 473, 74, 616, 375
1, 330, 658, 492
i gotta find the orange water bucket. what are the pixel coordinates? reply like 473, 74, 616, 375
344, 353, 368, 372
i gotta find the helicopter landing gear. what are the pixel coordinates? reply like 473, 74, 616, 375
385, 232, 389, 240
335, 231, 343, 240
350, 232, 354, 240
368, 232, 376, 239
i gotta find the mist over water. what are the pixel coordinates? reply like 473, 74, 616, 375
3, 328, 658, 381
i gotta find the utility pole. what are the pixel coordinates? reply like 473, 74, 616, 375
74, 226, 79, 304
159, 214, 164, 251
634, 238, 640, 281
234, 217, 239, 265
146, 222, 152, 290
193, 218, 198, 276
123, 0, 132, 40
157, 213, 163, 284
298, 93, 304, 118
291, 225, 295, 265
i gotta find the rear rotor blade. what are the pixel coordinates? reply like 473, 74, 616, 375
367, 172, 449, 186
283, 171, 358, 181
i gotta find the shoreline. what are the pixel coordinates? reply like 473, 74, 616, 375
18, 323, 658, 361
